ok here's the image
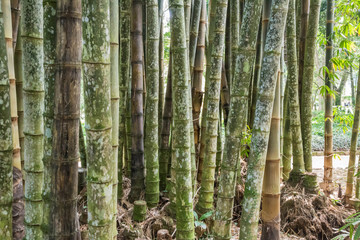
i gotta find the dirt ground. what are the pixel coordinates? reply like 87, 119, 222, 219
78, 155, 355, 240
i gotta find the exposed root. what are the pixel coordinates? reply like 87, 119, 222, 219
281, 184, 353, 240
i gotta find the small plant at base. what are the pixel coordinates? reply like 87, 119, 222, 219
332, 212, 360, 240
194, 210, 213, 238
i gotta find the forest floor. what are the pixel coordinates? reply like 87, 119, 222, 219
78, 155, 354, 240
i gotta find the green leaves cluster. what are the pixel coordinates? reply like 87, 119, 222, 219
332, 212, 360, 240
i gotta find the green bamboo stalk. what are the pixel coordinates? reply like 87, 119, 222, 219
282, 79, 292, 180
0, 3, 13, 237
110, 0, 119, 236
42, 0, 56, 236
198, 0, 217, 182
196, 0, 227, 215
287, 0, 305, 181
220, 62, 230, 126
346, 65, 360, 202
239, 0, 289, 238
335, 71, 348, 106
169, 0, 195, 238
280, 47, 285, 178
249, 19, 263, 129
119, 0, 131, 185
351, 66, 355, 106
323, 0, 334, 194
212, 1, 263, 238
129, 0, 145, 202
21, 0, 45, 238
224, 3, 230, 89
250, 0, 272, 129
229, 0, 240, 89
145, 0, 160, 208
184, 0, 191, 49
79, 123, 86, 168
82, 0, 113, 238
191, 0, 205, 168
10, 0, 20, 49
125, 77, 132, 178
118, 0, 131, 198
188, 0, 202, 73
158, 1, 164, 148
297, 0, 309, 111
159, 54, 172, 191
49, 1, 82, 238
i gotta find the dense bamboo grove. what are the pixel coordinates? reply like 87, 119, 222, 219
3, 0, 360, 239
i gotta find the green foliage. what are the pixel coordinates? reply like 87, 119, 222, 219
312, 108, 358, 151
193, 210, 213, 239
332, 212, 360, 240
241, 125, 252, 157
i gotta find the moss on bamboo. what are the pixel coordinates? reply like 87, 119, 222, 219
191, 0, 206, 167
287, 0, 305, 182
239, 0, 289, 238
145, 0, 160, 208
169, 0, 195, 238
0, 4, 13, 238
21, 0, 45, 238
42, 0, 56, 236
82, 0, 113, 238
212, 1, 263, 239
133, 200, 147, 222
300, 0, 320, 173
159, 55, 172, 191
196, 0, 227, 215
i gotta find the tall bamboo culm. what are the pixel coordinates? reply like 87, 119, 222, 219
49, 0, 82, 238
287, 0, 305, 182
22, 0, 45, 238
159, 56, 172, 191
250, 0, 272, 128
347, 65, 360, 201
118, 0, 131, 196
2, 1, 24, 239
13, 13, 25, 240
145, 0, 160, 208
297, 0, 309, 113
82, 0, 113, 238
261, 64, 281, 240
110, 0, 119, 236
323, 0, 334, 194
196, 0, 227, 215
282, 79, 292, 180
10, 0, 20, 48
212, 1, 263, 238
191, 0, 206, 162
239, 0, 289, 238
2, 0, 21, 172
169, 0, 195, 238
129, 0, 145, 202
42, 0, 56, 236
0, 3, 13, 238
301, 0, 321, 173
